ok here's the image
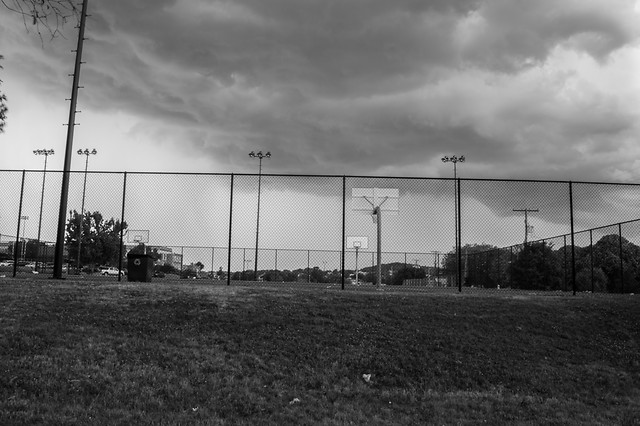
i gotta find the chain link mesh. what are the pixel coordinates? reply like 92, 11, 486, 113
2, 170, 640, 293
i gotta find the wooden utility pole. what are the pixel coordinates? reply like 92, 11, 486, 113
53, 0, 89, 278
513, 208, 539, 244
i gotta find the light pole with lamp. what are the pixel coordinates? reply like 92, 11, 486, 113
76, 148, 97, 273
33, 149, 54, 271
441, 155, 465, 288
249, 150, 270, 280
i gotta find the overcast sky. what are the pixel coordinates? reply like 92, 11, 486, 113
1, 0, 639, 181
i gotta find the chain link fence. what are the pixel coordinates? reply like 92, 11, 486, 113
2, 170, 640, 293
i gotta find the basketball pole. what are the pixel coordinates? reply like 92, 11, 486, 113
374, 206, 382, 286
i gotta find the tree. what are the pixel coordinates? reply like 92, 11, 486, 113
589, 234, 640, 293
65, 210, 127, 267
510, 242, 563, 291
1, 2, 80, 131
442, 244, 506, 288
390, 267, 426, 286
2, 1, 79, 38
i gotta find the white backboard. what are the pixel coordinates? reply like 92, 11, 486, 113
352, 188, 399, 214
346, 236, 369, 249
127, 229, 150, 244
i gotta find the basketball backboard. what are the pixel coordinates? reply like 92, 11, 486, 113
352, 188, 399, 214
127, 229, 150, 244
346, 236, 369, 250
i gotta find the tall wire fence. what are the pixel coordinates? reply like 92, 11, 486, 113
2, 170, 640, 293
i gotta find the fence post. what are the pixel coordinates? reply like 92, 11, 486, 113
563, 235, 567, 291
509, 246, 513, 288
457, 178, 462, 292
589, 230, 594, 292
307, 250, 311, 283
542, 239, 549, 283
117, 172, 127, 281
341, 176, 346, 290
180, 246, 184, 276
13, 170, 26, 277
569, 181, 576, 295
618, 223, 624, 293
211, 247, 215, 281
227, 174, 234, 286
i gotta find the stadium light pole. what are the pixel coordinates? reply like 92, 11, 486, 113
33, 149, 55, 271
441, 155, 465, 288
249, 150, 270, 280
76, 148, 97, 273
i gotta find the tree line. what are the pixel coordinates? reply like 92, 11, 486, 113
441, 235, 640, 293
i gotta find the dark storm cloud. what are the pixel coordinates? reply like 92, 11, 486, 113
65, 0, 639, 179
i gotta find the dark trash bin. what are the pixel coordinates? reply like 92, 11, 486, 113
127, 253, 154, 282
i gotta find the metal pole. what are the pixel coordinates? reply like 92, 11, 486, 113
590, 230, 594, 292
375, 206, 382, 286
53, 0, 89, 279
13, 171, 26, 277
34, 150, 54, 271
341, 176, 346, 290
563, 235, 567, 291
227, 174, 234, 286
254, 157, 262, 280
618, 223, 624, 293
117, 172, 127, 281
457, 178, 462, 292
569, 181, 576, 295
355, 246, 359, 286
249, 151, 271, 280
77, 153, 89, 273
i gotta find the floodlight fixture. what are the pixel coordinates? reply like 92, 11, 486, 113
249, 151, 271, 159
441, 155, 465, 164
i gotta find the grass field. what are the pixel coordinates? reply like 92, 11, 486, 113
1, 279, 639, 425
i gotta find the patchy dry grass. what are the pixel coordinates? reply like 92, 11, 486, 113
1, 279, 639, 424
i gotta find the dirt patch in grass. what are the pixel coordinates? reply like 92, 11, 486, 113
1, 280, 639, 424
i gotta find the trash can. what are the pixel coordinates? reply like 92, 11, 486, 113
127, 253, 154, 282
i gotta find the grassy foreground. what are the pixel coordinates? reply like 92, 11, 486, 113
1, 280, 639, 425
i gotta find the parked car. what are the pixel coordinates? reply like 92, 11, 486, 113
101, 267, 124, 277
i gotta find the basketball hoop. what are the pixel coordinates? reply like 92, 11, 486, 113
352, 188, 399, 286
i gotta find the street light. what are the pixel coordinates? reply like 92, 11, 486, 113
33, 149, 54, 271
441, 155, 465, 288
249, 150, 271, 280
76, 148, 97, 273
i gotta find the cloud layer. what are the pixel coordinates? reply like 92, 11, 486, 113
1, 0, 639, 180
